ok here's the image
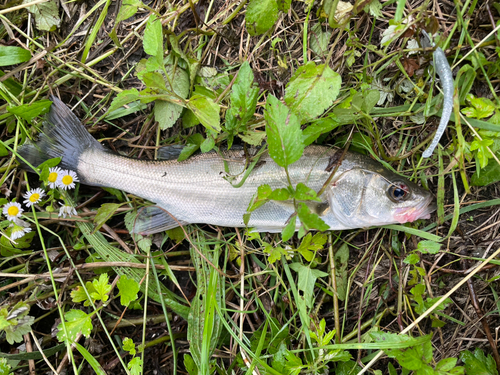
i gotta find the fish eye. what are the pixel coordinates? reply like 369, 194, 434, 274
388, 182, 410, 203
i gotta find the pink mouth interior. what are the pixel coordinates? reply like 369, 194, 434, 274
394, 208, 431, 224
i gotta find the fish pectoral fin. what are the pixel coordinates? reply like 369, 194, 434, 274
132, 206, 187, 235
156, 145, 185, 161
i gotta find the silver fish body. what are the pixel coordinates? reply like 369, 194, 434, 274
19, 98, 436, 233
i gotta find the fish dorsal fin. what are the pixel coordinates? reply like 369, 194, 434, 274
156, 145, 185, 161
132, 206, 187, 235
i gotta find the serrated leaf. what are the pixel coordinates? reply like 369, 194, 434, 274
404, 253, 420, 265
265, 95, 304, 167
8, 99, 52, 122
297, 203, 329, 232
245, 0, 279, 36
460, 348, 498, 375
26, 0, 61, 31
117, 275, 140, 307
128, 357, 143, 375
143, 14, 163, 58
4, 315, 34, 345
0, 46, 31, 66
295, 183, 321, 201
225, 61, 259, 133
57, 309, 93, 342
284, 62, 341, 123
90, 273, 112, 303
186, 95, 221, 132
155, 66, 190, 129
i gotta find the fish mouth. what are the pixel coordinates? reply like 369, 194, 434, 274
394, 195, 437, 224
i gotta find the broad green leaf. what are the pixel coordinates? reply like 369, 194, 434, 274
177, 133, 204, 161
245, 0, 279, 36
470, 138, 494, 168
57, 309, 93, 342
36, 157, 61, 180
265, 94, 304, 167
295, 183, 321, 201
297, 203, 329, 232
404, 253, 420, 265
471, 157, 500, 186
282, 215, 296, 242
0, 358, 11, 374
460, 348, 498, 375
4, 315, 34, 345
288, 262, 328, 308
264, 243, 288, 264
310, 23, 331, 57
184, 354, 198, 375
27, 0, 61, 31
303, 118, 339, 146
117, 275, 140, 307
155, 66, 190, 129
108, 89, 140, 113
143, 14, 163, 58
247, 184, 272, 212
417, 240, 441, 254
436, 357, 458, 372
186, 95, 221, 132
0, 46, 31, 66
297, 232, 327, 261
461, 94, 496, 119
93, 203, 122, 232
284, 62, 342, 123
225, 61, 259, 134
116, 0, 143, 23
7, 100, 51, 122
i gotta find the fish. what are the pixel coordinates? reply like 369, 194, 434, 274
18, 97, 436, 234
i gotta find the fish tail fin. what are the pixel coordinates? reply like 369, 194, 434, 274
18, 96, 104, 173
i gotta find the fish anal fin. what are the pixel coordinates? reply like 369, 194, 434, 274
132, 206, 187, 235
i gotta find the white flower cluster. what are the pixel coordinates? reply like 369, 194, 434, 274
1, 169, 80, 241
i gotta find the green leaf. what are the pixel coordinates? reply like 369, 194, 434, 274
117, 275, 140, 307
460, 348, 498, 375
108, 89, 140, 113
247, 184, 272, 212
225, 61, 259, 135
0, 46, 31, 66
436, 358, 458, 372
36, 157, 61, 181
71, 285, 91, 305
471, 157, 500, 186
0, 357, 11, 375
282, 215, 296, 242
7, 99, 52, 122
404, 253, 420, 265
264, 243, 288, 264
90, 273, 112, 303
295, 183, 321, 201
155, 66, 190, 129
184, 354, 199, 375
265, 94, 304, 167
122, 337, 136, 355
93, 203, 122, 232
303, 118, 340, 146
461, 95, 496, 119
143, 14, 163, 58
297, 203, 329, 232
128, 357, 143, 375
417, 240, 441, 254
57, 309, 93, 342
288, 262, 328, 308
4, 315, 34, 345
470, 138, 494, 168
284, 62, 342, 123
27, 0, 60, 31
245, 0, 279, 36
186, 95, 221, 132
297, 232, 327, 261
116, 0, 143, 23
177, 133, 204, 161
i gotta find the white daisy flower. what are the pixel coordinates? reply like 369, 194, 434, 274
58, 170, 79, 190
23, 188, 45, 207
47, 167, 63, 189
58, 203, 77, 218
3, 202, 23, 221
9, 219, 31, 240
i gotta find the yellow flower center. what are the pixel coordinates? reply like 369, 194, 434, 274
62, 175, 73, 186
7, 206, 19, 217
29, 193, 40, 203
48, 172, 58, 183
